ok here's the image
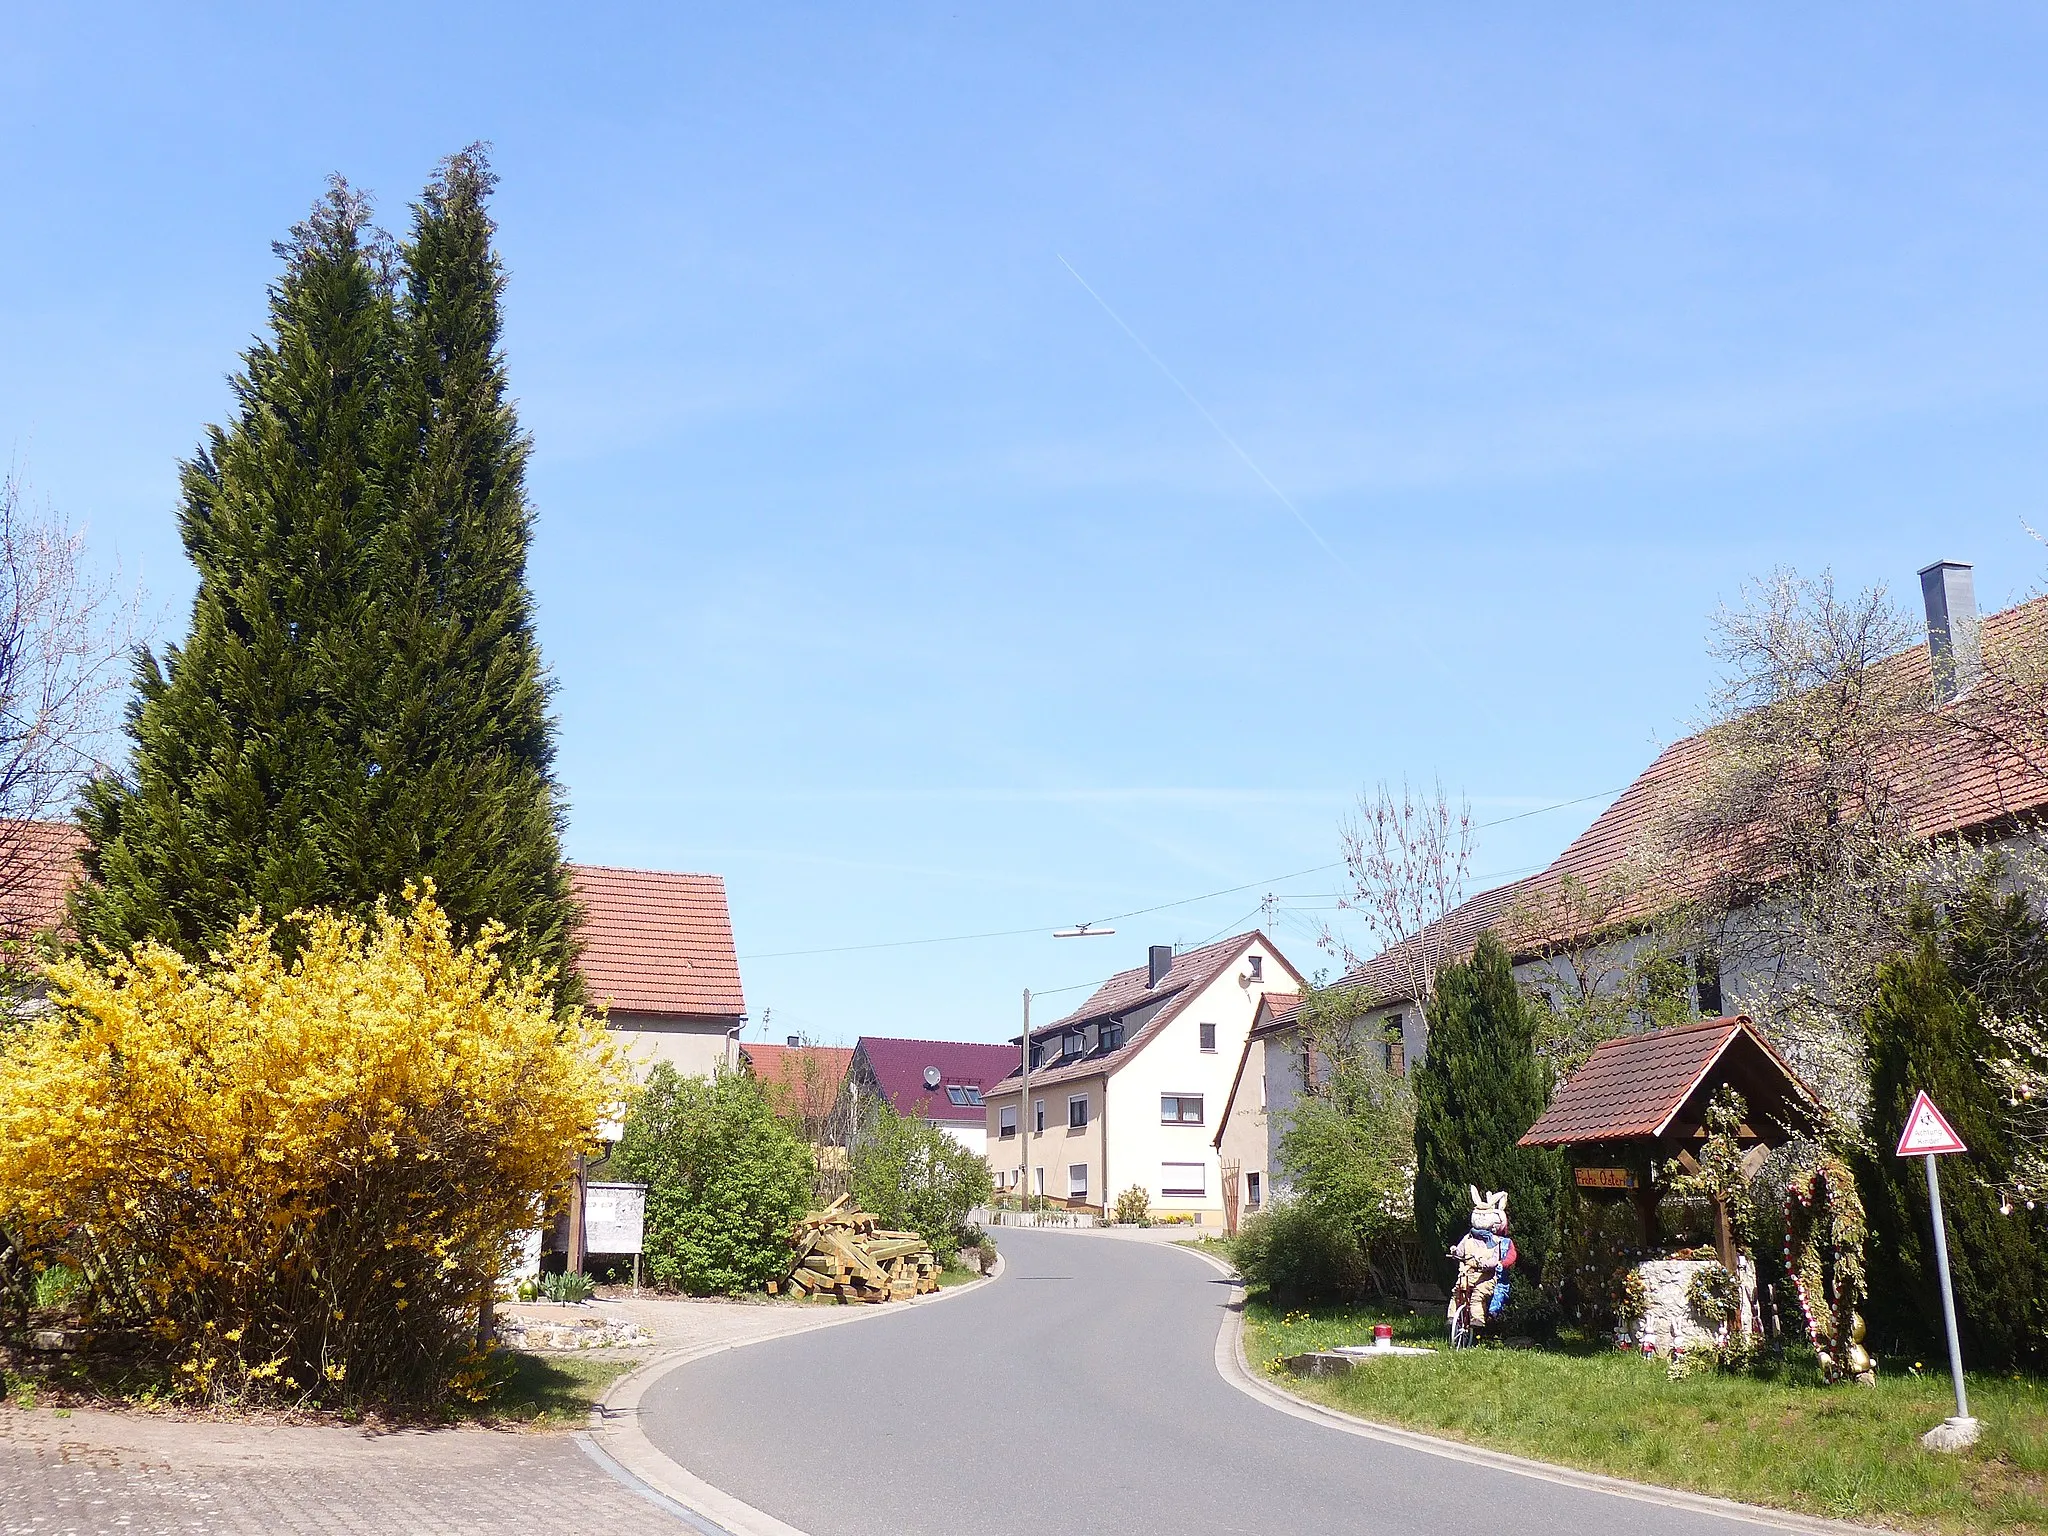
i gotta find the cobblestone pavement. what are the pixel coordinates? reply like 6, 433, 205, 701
1, 1294, 881, 1534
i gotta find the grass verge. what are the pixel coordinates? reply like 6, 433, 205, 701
1244, 1298, 2048, 1534
467, 1350, 638, 1428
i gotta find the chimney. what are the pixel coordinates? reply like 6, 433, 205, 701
1147, 944, 1174, 988
786, 1034, 800, 1047
1919, 560, 1982, 704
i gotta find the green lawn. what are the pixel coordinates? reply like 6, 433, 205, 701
1244, 1299, 2048, 1533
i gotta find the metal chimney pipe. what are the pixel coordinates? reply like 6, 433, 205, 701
1148, 944, 1174, 988
1919, 561, 1981, 704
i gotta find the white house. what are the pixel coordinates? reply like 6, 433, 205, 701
984, 931, 1307, 1225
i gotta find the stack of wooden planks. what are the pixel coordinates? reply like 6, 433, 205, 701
769, 1194, 940, 1302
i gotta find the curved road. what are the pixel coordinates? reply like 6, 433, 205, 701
640, 1229, 1782, 1536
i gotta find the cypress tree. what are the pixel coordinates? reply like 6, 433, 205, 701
365, 146, 577, 993
76, 154, 576, 986
75, 182, 396, 954
1860, 888, 2048, 1371
1414, 932, 1560, 1277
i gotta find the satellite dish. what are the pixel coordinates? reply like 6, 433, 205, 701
923, 1066, 942, 1089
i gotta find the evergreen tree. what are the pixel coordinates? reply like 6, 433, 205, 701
1860, 886, 2048, 1371
1414, 932, 1560, 1276
365, 146, 577, 994
75, 153, 576, 987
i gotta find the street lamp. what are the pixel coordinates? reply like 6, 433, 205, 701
1016, 924, 1120, 1212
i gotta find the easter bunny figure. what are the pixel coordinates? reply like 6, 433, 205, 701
1447, 1186, 1516, 1348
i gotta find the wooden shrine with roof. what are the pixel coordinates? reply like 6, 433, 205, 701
1519, 1014, 1824, 1268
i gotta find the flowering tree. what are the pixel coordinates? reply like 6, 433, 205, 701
0, 888, 626, 1408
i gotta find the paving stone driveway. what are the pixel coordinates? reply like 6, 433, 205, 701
2, 1293, 879, 1534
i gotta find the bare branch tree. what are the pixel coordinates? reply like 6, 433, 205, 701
1660, 568, 1931, 1117
0, 470, 138, 993
1319, 777, 1475, 1010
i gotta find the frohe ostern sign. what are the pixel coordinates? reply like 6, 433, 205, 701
1895, 1091, 1977, 1450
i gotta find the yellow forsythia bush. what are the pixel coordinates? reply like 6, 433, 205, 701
0, 887, 628, 1408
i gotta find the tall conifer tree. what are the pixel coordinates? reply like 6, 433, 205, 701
1413, 932, 1560, 1276
76, 154, 575, 987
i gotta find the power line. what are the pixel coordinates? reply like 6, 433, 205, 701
737, 786, 1623, 961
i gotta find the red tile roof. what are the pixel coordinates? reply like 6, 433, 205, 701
569, 864, 745, 1020
1335, 881, 1535, 1005
853, 1036, 1019, 1127
1519, 1015, 1821, 1149
741, 1043, 854, 1103
0, 819, 85, 942
1248, 990, 1303, 1040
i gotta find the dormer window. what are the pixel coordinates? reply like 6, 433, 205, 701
1062, 1032, 1082, 1059
1101, 1022, 1124, 1051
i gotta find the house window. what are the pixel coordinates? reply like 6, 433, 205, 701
999, 1105, 1018, 1139
963, 1086, 984, 1106
1248, 955, 1263, 981
1068, 1095, 1089, 1130
1161, 1094, 1204, 1125
1384, 1013, 1406, 1076
1069, 1163, 1089, 1200
1101, 1022, 1124, 1051
1033, 1100, 1045, 1133
1199, 1021, 1218, 1053
1030, 1044, 1044, 1070
946, 1085, 969, 1105
1246, 1172, 1262, 1210
1062, 1033, 1081, 1058
1695, 949, 1724, 1016
1161, 1162, 1206, 1198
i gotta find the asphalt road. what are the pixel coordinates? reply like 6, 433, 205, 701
639, 1228, 1781, 1536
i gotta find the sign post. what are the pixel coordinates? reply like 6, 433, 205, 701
1895, 1091, 1977, 1450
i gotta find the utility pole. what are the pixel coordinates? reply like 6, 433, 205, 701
1019, 988, 1031, 1209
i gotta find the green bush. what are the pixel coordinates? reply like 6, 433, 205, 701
1113, 1186, 1151, 1225
1233, 1200, 1367, 1304
851, 1104, 992, 1264
612, 1065, 813, 1295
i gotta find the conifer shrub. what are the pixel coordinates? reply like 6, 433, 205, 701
1860, 884, 2048, 1371
1413, 933, 1560, 1278
0, 890, 623, 1408
613, 1066, 813, 1294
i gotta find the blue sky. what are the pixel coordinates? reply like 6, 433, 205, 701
7, 5, 2047, 1044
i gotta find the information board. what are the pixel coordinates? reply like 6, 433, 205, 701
584, 1181, 646, 1255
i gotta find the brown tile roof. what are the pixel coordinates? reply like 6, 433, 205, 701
1519, 1015, 1821, 1149
1345, 594, 2048, 981
1334, 879, 1536, 1007
0, 819, 85, 942
566, 864, 747, 1019
991, 931, 1305, 1095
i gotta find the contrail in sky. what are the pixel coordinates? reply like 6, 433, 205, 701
1056, 253, 1355, 580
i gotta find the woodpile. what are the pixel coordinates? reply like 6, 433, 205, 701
768, 1194, 940, 1302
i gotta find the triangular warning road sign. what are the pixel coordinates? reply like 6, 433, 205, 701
1895, 1091, 1968, 1157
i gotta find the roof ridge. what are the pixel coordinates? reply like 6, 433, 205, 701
569, 862, 727, 881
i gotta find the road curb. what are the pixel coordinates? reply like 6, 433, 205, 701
582, 1253, 1006, 1534
1170, 1245, 1885, 1536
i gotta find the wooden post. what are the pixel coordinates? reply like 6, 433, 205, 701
1713, 1194, 1736, 1273
567, 1153, 588, 1275
1633, 1160, 1660, 1251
